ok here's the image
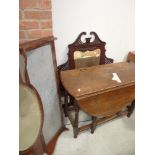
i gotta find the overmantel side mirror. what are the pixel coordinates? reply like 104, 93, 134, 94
19, 36, 66, 155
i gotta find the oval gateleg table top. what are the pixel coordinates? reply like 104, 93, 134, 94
60, 62, 135, 117
19, 84, 42, 151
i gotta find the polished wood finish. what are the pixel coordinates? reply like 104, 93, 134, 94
78, 85, 134, 117
61, 62, 134, 99
60, 62, 135, 137
19, 36, 65, 154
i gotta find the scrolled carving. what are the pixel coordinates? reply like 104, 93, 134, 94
69, 31, 106, 46
90, 31, 105, 44
71, 32, 87, 46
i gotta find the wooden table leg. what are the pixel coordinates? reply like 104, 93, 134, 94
64, 91, 68, 117
91, 116, 97, 134
73, 105, 79, 138
127, 99, 135, 117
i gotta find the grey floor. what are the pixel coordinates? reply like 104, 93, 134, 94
53, 112, 135, 155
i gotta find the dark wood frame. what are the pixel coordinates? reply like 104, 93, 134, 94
19, 50, 30, 84
19, 36, 68, 154
58, 31, 114, 71
68, 31, 106, 69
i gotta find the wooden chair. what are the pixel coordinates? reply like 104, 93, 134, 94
58, 32, 114, 137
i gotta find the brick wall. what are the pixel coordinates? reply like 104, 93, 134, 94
19, 0, 52, 43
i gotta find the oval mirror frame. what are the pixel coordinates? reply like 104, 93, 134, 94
19, 83, 45, 155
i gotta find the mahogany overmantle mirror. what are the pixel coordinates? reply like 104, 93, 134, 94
68, 32, 107, 69
19, 36, 66, 154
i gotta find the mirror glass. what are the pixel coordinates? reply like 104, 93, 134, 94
74, 48, 101, 68
26, 44, 62, 144
19, 84, 42, 151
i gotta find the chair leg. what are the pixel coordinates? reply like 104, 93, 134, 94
91, 116, 97, 134
127, 99, 135, 117
73, 106, 79, 138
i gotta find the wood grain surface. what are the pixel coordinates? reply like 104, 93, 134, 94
61, 62, 135, 100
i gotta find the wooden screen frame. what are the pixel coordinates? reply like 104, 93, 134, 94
19, 36, 67, 155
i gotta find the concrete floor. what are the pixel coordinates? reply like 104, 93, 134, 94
53, 112, 135, 155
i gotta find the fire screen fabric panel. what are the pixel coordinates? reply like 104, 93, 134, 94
26, 45, 62, 143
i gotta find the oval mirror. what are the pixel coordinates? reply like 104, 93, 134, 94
19, 84, 43, 152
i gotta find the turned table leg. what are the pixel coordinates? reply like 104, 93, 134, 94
91, 116, 97, 134
73, 105, 79, 138
127, 99, 135, 117
64, 91, 68, 117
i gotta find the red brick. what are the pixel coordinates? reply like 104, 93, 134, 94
28, 30, 42, 39
38, 0, 51, 9
19, 31, 26, 39
20, 0, 51, 10
20, 21, 39, 30
19, 0, 38, 9
28, 29, 52, 39
24, 11, 51, 19
41, 29, 52, 37
19, 11, 24, 20
40, 20, 52, 29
